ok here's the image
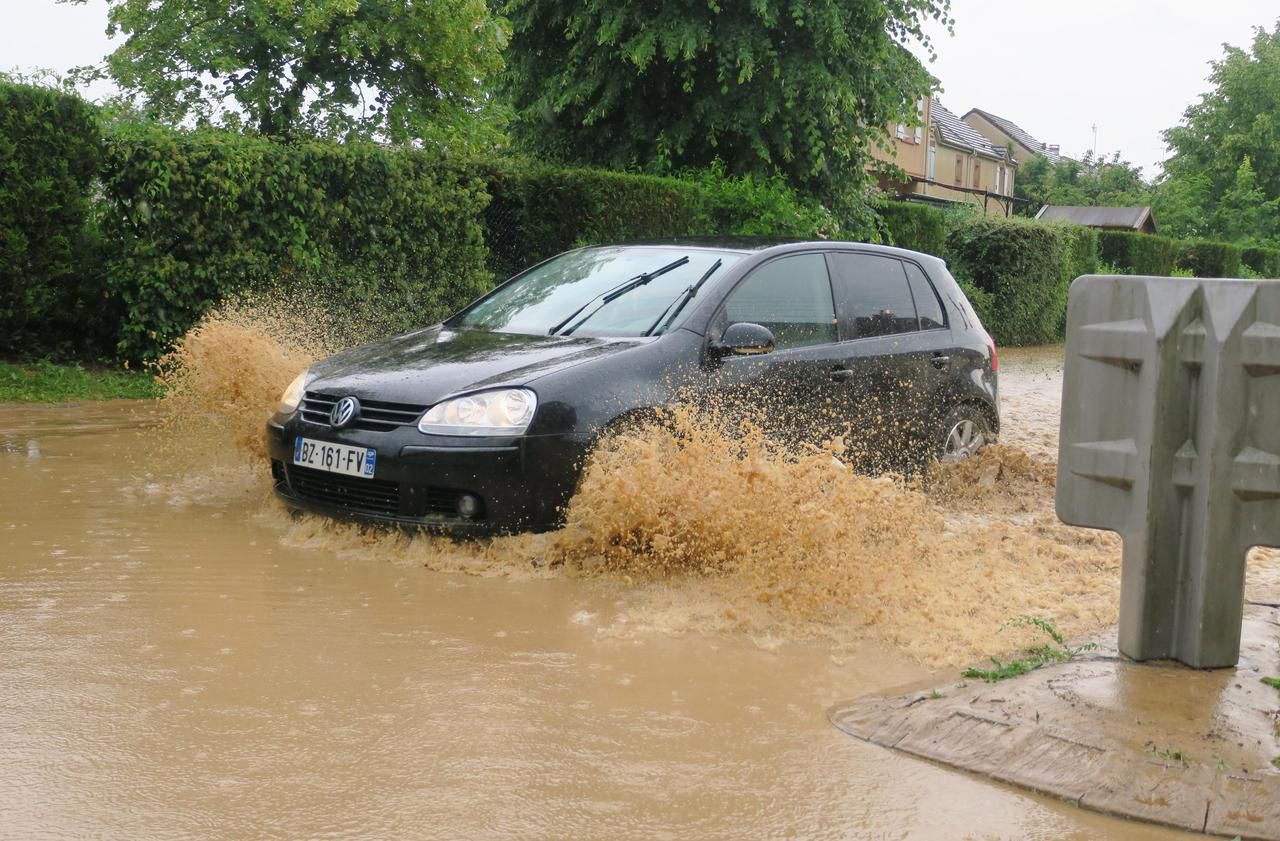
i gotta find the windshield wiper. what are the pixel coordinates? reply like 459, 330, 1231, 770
642, 258, 723, 337
548, 256, 691, 336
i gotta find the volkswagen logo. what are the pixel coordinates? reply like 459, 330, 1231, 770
330, 396, 360, 429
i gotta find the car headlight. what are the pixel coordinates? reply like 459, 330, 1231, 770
277, 369, 311, 414
418, 388, 538, 436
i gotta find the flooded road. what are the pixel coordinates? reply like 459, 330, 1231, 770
0, 348, 1244, 840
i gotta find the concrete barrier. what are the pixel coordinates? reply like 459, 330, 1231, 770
1056, 275, 1280, 668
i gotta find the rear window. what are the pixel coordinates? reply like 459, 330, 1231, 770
904, 262, 946, 330
827, 253, 919, 338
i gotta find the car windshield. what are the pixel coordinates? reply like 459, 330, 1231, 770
452, 247, 743, 337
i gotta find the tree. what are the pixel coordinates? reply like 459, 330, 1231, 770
1014, 151, 1151, 215
63, 0, 508, 146
501, 0, 950, 208
1159, 21, 1280, 244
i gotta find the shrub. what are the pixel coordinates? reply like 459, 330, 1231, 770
0, 83, 102, 357
1176, 239, 1243, 278
476, 159, 835, 280
1242, 246, 1280, 279
1097, 230, 1177, 276
877, 201, 947, 256
99, 123, 492, 360
944, 216, 1073, 346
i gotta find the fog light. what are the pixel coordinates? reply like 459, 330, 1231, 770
457, 493, 482, 519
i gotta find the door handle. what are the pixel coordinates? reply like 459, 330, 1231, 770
930, 354, 951, 370
830, 367, 855, 382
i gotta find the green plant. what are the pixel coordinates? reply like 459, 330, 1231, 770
1176, 239, 1244, 278
877, 201, 947, 256
0, 82, 103, 357
944, 216, 1075, 346
0, 360, 162, 402
1242, 246, 1280, 278
1097, 230, 1178, 276
476, 157, 835, 280
99, 121, 493, 361
1263, 676, 1280, 691
1148, 746, 1190, 766
1097, 261, 1127, 275
961, 616, 1097, 683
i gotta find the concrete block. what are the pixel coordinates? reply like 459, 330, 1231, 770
1057, 275, 1280, 668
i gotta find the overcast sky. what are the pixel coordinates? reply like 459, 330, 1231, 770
2, 0, 1277, 180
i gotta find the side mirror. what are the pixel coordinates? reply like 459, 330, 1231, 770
712, 322, 776, 357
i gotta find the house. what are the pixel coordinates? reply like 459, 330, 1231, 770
1035, 205, 1158, 234
962, 108, 1066, 167
868, 99, 1018, 215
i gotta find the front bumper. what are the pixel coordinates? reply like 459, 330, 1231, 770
266, 415, 594, 535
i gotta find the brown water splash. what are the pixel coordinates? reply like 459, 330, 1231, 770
152, 304, 1124, 665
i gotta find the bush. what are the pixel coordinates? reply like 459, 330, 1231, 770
1176, 239, 1243, 278
944, 216, 1074, 346
100, 123, 492, 360
0, 83, 102, 357
1097, 230, 1177, 276
1242, 246, 1280, 279
877, 201, 947, 256
476, 158, 835, 280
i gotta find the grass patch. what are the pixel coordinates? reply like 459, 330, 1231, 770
1263, 677, 1280, 691
962, 616, 1098, 684
0, 360, 162, 403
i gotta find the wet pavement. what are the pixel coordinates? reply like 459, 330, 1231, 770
0, 348, 1263, 840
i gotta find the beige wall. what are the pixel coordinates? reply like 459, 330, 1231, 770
964, 112, 1033, 170
868, 99, 930, 179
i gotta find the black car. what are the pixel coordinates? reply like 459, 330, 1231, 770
266, 240, 999, 534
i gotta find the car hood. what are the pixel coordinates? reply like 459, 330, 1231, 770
306, 325, 649, 405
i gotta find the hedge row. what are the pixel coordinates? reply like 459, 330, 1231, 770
1097, 231, 1178, 276
876, 201, 947, 257
477, 160, 835, 280
0, 83, 102, 356
943, 216, 1090, 346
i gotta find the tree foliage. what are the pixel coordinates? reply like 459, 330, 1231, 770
501, 0, 950, 207
1014, 151, 1151, 214
64, 0, 508, 146
1158, 21, 1280, 244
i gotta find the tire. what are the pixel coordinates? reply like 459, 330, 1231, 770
936, 404, 993, 463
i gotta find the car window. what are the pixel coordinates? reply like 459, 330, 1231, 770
828, 253, 919, 338
904, 262, 946, 330
717, 254, 837, 351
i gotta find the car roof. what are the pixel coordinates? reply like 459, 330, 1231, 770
595, 238, 945, 265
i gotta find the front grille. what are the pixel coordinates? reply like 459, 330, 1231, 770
300, 392, 428, 432
286, 464, 401, 517
282, 464, 482, 521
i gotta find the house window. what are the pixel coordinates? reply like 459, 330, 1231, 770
914, 125, 922, 144
896, 123, 908, 140
997, 166, 1005, 195
973, 161, 982, 189
954, 155, 964, 185
927, 144, 936, 180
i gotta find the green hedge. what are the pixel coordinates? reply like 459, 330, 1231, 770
877, 201, 947, 256
1175, 239, 1243, 278
100, 122, 492, 360
943, 216, 1076, 346
477, 159, 834, 280
0, 83, 103, 356
1097, 230, 1178, 276
1242, 246, 1280, 278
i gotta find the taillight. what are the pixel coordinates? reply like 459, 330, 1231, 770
987, 332, 998, 372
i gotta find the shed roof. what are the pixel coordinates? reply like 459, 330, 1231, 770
931, 100, 1008, 161
1034, 205, 1157, 231
964, 108, 1062, 164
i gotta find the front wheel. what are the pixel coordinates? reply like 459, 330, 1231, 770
937, 404, 992, 463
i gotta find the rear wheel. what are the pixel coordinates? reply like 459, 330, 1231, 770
937, 404, 992, 463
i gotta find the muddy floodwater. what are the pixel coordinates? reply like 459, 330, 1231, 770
0, 346, 1247, 840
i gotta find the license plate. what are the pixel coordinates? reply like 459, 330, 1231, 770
292, 437, 377, 478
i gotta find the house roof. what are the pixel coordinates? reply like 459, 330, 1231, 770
931, 100, 1008, 161
964, 108, 1062, 164
1034, 205, 1157, 231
